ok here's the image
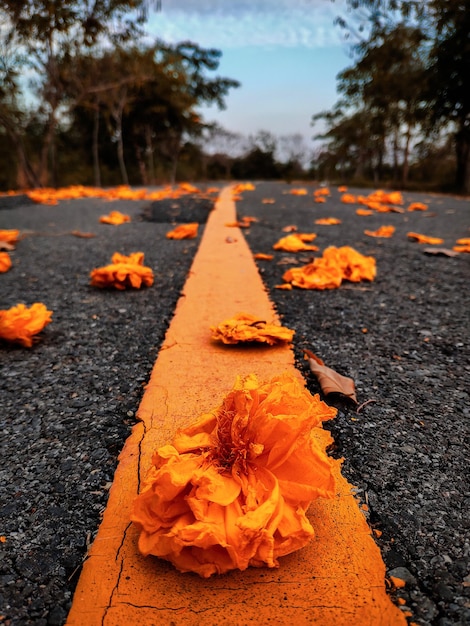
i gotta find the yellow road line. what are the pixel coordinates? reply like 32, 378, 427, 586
66, 186, 407, 625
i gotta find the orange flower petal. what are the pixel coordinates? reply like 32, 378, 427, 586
273, 233, 318, 252
166, 223, 199, 239
0, 252, 12, 272
407, 232, 444, 245
99, 210, 131, 225
315, 218, 341, 225
364, 226, 395, 238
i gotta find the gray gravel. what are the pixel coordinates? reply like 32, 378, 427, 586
0, 182, 469, 626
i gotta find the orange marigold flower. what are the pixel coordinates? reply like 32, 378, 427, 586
407, 202, 428, 211
273, 233, 318, 252
364, 225, 395, 238
315, 217, 341, 225
166, 223, 199, 239
338, 186, 348, 192
314, 187, 330, 196
0, 302, 53, 347
453, 244, 470, 253
341, 193, 357, 204
407, 232, 444, 245
99, 210, 131, 225
210, 312, 294, 345
131, 372, 337, 577
0, 229, 20, 246
90, 251, 154, 290
283, 246, 376, 290
0, 252, 12, 272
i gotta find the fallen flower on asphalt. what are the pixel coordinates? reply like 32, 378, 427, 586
273, 233, 318, 252
407, 202, 428, 211
315, 218, 341, 225
166, 223, 198, 239
262, 198, 275, 204
341, 193, 357, 204
0, 229, 20, 248
99, 210, 131, 225
453, 237, 470, 253
210, 312, 294, 345
275, 283, 293, 290
0, 252, 12, 272
0, 302, 53, 347
338, 186, 348, 192
407, 232, 444, 245
283, 246, 376, 290
253, 253, 274, 260
90, 251, 154, 290
356, 208, 373, 216
364, 226, 395, 238
282, 225, 298, 232
314, 188, 330, 197
131, 372, 337, 577
303, 348, 357, 404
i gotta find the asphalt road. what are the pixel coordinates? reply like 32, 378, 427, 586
0, 182, 469, 626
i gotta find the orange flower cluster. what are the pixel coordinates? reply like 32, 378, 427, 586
364, 225, 395, 238
166, 223, 199, 239
210, 312, 294, 345
454, 237, 470, 253
0, 302, 53, 347
99, 210, 131, 225
273, 233, 318, 252
315, 217, 341, 225
0, 252, 12, 272
407, 232, 444, 245
282, 246, 376, 290
23, 183, 218, 205
342, 190, 404, 213
90, 252, 154, 290
131, 372, 337, 577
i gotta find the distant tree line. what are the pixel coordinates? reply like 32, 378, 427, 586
1, 1, 468, 193
312, 0, 470, 193
0, 0, 239, 189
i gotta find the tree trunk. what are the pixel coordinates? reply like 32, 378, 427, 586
401, 124, 412, 187
145, 125, 155, 185
92, 105, 101, 187
115, 115, 129, 186
455, 127, 470, 194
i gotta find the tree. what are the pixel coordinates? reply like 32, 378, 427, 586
0, 0, 158, 185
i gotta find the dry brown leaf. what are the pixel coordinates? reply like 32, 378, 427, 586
303, 348, 357, 404
70, 230, 96, 238
423, 247, 459, 257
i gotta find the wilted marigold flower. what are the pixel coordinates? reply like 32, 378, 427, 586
90, 251, 154, 290
99, 210, 131, 225
364, 225, 395, 238
315, 218, 341, 225
0, 252, 12, 272
407, 232, 444, 245
166, 223, 198, 239
131, 372, 338, 577
273, 233, 318, 252
283, 246, 376, 290
0, 229, 20, 247
210, 312, 294, 345
0, 302, 53, 347
407, 202, 428, 211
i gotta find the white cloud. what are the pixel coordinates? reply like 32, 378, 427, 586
148, 0, 347, 49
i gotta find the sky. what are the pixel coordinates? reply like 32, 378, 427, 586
147, 0, 353, 155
